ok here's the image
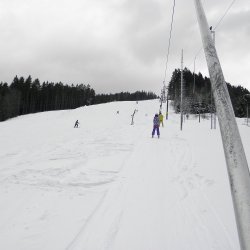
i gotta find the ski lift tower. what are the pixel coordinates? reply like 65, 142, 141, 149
194, 0, 250, 249
160, 82, 167, 109
160, 82, 169, 120
243, 94, 250, 126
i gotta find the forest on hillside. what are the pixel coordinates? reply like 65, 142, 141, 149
167, 68, 250, 118
0, 76, 157, 121
1, 69, 249, 122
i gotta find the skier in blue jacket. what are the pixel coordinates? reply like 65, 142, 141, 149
152, 114, 160, 138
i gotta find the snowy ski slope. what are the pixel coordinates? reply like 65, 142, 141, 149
1, 99, 250, 250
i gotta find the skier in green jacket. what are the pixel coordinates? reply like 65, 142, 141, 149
159, 112, 164, 127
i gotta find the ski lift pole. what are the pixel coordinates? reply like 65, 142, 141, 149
180, 49, 184, 131
247, 102, 249, 126
211, 27, 216, 129
211, 86, 213, 129
194, 0, 250, 249
193, 57, 196, 94
164, 83, 169, 120
131, 109, 137, 125
248, 102, 249, 126
243, 94, 250, 126
166, 92, 169, 120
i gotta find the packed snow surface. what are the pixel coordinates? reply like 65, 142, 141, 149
1, 99, 249, 250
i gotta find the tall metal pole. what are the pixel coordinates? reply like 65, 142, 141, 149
180, 49, 184, 131
247, 103, 249, 126
194, 1, 250, 249
193, 57, 196, 94
160, 89, 163, 111
211, 28, 217, 129
211, 30, 215, 44
166, 92, 169, 120
243, 94, 250, 126
211, 85, 213, 129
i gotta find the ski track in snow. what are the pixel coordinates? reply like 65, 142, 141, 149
168, 135, 235, 250
0, 100, 242, 250
65, 124, 147, 250
182, 137, 238, 249
65, 129, 236, 250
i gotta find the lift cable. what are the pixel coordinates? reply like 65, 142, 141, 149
188, 0, 237, 69
162, 0, 176, 85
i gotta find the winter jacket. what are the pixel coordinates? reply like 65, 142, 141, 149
153, 116, 160, 126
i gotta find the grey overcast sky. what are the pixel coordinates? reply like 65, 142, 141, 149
0, 0, 249, 94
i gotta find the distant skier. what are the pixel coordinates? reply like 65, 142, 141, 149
159, 111, 164, 127
152, 114, 160, 138
74, 120, 79, 128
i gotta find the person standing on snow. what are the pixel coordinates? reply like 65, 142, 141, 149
74, 120, 79, 128
152, 114, 160, 138
159, 111, 164, 127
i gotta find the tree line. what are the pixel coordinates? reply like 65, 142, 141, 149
167, 68, 250, 117
94, 91, 157, 104
0, 76, 157, 121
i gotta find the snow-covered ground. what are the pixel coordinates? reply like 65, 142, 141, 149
0, 99, 249, 250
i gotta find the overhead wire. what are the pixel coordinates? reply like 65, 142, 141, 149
214, 0, 236, 30
187, 0, 237, 69
162, 0, 176, 85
